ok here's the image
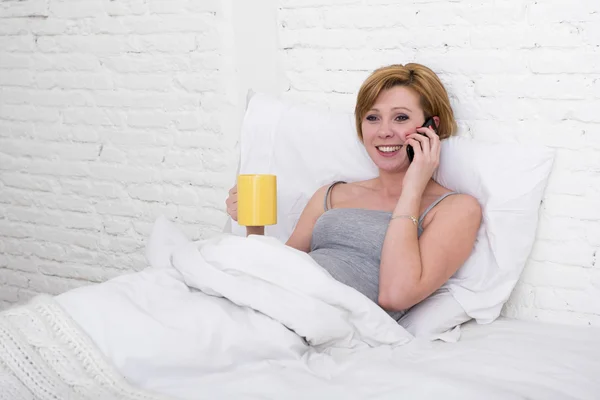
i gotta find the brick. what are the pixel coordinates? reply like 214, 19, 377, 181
0, 0, 48, 18
124, 147, 166, 165
0, 18, 68, 36
27, 160, 91, 179
1, 88, 90, 107
102, 217, 132, 236
0, 286, 19, 302
88, 164, 159, 183
28, 274, 89, 295
49, 0, 105, 19
530, 239, 596, 267
148, 0, 219, 15
60, 179, 125, 199
94, 200, 142, 218
534, 287, 600, 315
475, 75, 598, 100
127, 184, 164, 202
528, 1, 599, 23
113, 74, 173, 92
581, 22, 600, 48
552, 149, 600, 173
32, 54, 101, 71
287, 70, 368, 93
280, 0, 361, 8
14, 240, 67, 262
0, 269, 29, 289
126, 111, 172, 128
174, 72, 220, 93
35, 72, 113, 90
471, 24, 583, 49
6, 256, 38, 273
101, 236, 144, 254
0, 54, 32, 69
1, 172, 56, 192
0, 221, 32, 239
544, 170, 600, 196
503, 306, 600, 327
101, 55, 193, 73
530, 49, 600, 74
2, 190, 55, 213
0, 70, 33, 87
35, 226, 99, 250
38, 262, 110, 282
96, 127, 171, 146
130, 34, 198, 53
120, 15, 218, 34
0, 105, 60, 122
105, 0, 147, 16
17, 289, 39, 303
1, 139, 100, 161
63, 107, 125, 127
521, 261, 592, 290
93, 91, 200, 112
36, 35, 134, 54
536, 215, 592, 243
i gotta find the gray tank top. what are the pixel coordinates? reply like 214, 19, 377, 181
309, 181, 457, 321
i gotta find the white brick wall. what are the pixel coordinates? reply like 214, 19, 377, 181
0, 0, 243, 309
276, 0, 600, 326
1, 0, 600, 327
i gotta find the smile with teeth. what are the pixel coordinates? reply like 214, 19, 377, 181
377, 145, 402, 153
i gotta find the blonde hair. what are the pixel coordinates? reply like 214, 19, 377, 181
354, 63, 457, 141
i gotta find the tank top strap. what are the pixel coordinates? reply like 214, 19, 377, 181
323, 181, 347, 211
417, 191, 459, 230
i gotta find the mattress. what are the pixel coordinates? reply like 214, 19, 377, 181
56, 265, 600, 400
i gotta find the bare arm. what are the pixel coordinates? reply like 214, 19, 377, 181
238, 185, 328, 253
378, 193, 481, 311
284, 185, 329, 252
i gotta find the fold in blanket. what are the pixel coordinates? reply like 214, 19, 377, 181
164, 218, 413, 350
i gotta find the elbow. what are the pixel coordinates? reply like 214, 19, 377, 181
378, 288, 415, 312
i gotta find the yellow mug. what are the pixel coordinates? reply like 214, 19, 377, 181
237, 174, 277, 226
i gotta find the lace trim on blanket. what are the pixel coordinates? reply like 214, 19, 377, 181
0, 295, 169, 400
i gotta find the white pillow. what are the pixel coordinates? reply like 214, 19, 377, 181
228, 92, 554, 338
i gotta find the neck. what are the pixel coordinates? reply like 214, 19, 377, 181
375, 169, 407, 198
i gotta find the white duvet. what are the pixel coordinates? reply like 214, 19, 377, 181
56, 217, 600, 400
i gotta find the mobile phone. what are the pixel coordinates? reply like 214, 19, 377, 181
407, 117, 438, 162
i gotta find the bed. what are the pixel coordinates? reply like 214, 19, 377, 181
1, 93, 599, 400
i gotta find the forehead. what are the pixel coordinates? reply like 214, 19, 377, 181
371, 86, 421, 110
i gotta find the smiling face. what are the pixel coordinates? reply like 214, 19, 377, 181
361, 85, 427, 172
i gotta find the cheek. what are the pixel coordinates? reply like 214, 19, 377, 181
361, 123, 377, 140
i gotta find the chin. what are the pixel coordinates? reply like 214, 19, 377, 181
373, 158, 407, 173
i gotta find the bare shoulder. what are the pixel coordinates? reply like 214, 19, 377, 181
439, 193, 482, 220
327, 179, 373, 205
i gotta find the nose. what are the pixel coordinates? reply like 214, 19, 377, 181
377, 121, 393, 138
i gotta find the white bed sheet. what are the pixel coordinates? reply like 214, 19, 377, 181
55, 217, 600, 400
57, 263, 600, 400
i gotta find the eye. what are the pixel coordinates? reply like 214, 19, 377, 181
395, 114, 409, 122
365, 115, 378, 122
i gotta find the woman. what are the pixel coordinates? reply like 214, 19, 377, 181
225, 63, 482, 321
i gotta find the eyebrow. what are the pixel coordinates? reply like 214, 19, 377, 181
369, 107, 412, 112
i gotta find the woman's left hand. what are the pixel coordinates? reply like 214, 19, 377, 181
403, 127, 441, 196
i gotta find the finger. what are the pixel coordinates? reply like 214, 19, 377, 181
407, 138, 423, 159
408, 133, 430, 155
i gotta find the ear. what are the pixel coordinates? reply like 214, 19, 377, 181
433, 116, 441, 129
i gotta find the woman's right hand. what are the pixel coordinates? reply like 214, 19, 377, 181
225, 184, 238, 221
